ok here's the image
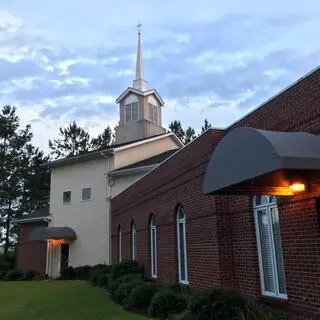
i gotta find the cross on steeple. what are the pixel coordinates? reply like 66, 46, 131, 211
137, 23, 142, 35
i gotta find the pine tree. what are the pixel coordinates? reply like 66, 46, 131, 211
21, 147, 50, 214
201, 118, 212, 133
169, 120, 185, 142
0, 106, 35, 253
185, 127, 196, 144
91, 126, 112, 150
49, 121, 91, 159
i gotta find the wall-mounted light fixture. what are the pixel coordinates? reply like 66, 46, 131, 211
289, 182, 306, 194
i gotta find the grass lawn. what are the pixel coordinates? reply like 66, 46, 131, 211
0, 280, 147, 320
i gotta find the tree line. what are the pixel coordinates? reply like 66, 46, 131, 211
0, 104, 212, 254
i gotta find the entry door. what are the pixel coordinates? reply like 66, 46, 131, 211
60, 243, 69, 271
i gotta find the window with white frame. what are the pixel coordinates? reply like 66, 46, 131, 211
82, 187, 91, 201
253, 195, 287, 299
118, 226, 122, 263
176, 205, 188, 284
148, 103, 158, 124
63, 191, 71, 204
131, 222, 137, 260
125, 102, 139, 123
150, 215, 157, 278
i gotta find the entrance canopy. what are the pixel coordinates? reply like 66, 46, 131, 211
28, 226, 77, 241
203, 127, 320, 195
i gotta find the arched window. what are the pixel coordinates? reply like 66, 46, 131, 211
150, 215, 157, 278
118, 225, 122, 263
131, 221, 137, 260
253, 196, 287, 299
176, 205, 188, 284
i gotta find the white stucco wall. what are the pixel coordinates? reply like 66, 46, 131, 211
47, 135, 181, 277
49, 157, 112, 270
114, 136, 180, 169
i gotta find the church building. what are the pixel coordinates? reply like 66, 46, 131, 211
15, 29, 183, 277
14, 25, 320, 320
111, 66, 320, 319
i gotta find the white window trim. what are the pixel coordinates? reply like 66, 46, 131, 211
150, 220, 157, 278
124, 102, 139, 124
63, 191, 72, 204
254, 197, 287, 300
81, 187, 92, 201
132, 223, 136, 260
177, 210, 188, 284
118, 228, 122, 263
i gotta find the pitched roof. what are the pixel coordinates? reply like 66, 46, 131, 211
44, 132, 179, 168
15, 207, 50, 223
109, 149, 179, 174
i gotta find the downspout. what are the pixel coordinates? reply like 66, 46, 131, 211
101, 150, 114, 265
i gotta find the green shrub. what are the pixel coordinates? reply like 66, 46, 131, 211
6, 269, 24, 281
240, 300, 280, 320
114, 278, 145, 305
127, 282, 159, 311
91, 264, 112, 274
109, 273, 144, 296
166, 283, 191, 295
74, 265, 92, 281
21, 270, 39, 281
110, 259, 144, 282
90, 264, 111, 286
148, 287, 187, 319
60, 266, 75, 280
0, 262, 10, 280
96, 273, 109, 287
188, 288, 247, 320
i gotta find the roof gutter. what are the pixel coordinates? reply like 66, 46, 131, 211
108, 164, 158, 178
14, 215, 52, 224
41, 149, 114, 168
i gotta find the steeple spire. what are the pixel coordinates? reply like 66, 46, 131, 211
133, 23, 148, 91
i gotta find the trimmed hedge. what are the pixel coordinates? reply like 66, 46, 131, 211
114, 278, 145, 305
21, 270, 39, 281
90, 265, 112, 287
127, 282, 159, 311
240, 301, 280, 320
60, 266, 75, 280
148, 287, 187, 319
5, 269, 24, 281
109, 273, 144, 297
96, 273, 109, 287
74, 265, 92, 281
187, 288, 278, 320
109, 259, 144, 282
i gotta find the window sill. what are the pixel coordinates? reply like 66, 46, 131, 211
81, 199, 92, 202
63, 202, 71, 205
179, 280, 189, 285
258, 295, 288, 307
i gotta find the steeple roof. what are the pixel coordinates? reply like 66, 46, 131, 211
132, 24, 148, 91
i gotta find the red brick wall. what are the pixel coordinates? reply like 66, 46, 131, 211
16, 221, 48, 275
111, 67, 320, 319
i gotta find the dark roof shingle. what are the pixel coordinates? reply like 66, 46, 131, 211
15, 207, 50, 222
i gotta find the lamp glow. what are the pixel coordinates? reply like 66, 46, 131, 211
289, 182, 305, 193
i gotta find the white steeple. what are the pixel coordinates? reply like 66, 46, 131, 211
133, 23, 148, 92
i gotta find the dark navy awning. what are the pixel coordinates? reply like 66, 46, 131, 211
28, 226, 77, 241
203, 127, 320, 195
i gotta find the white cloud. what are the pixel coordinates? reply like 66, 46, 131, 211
0, 3, 319, 155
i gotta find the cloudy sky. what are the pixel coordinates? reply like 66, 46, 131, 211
1, 1, 319, 151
